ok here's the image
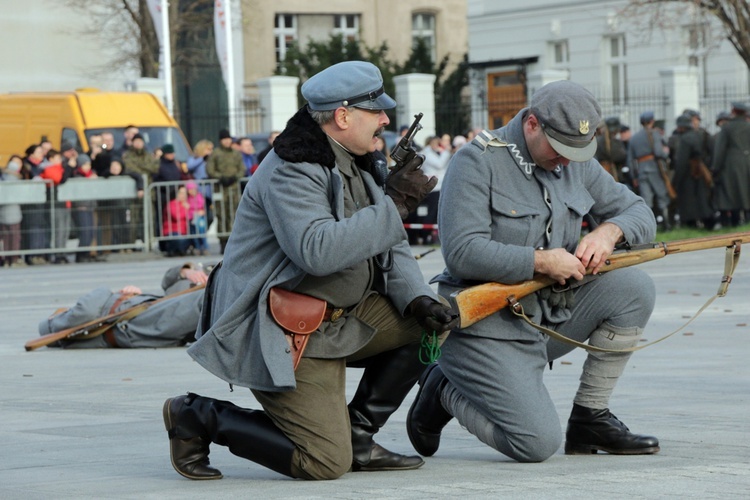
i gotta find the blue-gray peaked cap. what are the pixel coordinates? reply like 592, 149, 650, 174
530, 80, 601, 162
302, 61, 397, 111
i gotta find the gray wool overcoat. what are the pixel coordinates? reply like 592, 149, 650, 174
188, 108, 438, 392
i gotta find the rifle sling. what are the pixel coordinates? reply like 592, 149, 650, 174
507, 243, 741, 354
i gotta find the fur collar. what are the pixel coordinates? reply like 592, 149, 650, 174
273, 106, 380, 176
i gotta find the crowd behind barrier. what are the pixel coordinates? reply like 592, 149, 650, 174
0, 175, 246, 265
3, 108, 746, 267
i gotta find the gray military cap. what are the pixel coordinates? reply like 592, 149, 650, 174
716, 111, 731, 125
605, 116, 621, 131
640, 110, 655, 123
676, 114, 692, 129
529, 80, 601, 162
731, 101, 748, 113
301, 61, 396, 112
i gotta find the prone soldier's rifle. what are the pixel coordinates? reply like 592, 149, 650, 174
453, 232, 749, 332
25, 283, 206, 351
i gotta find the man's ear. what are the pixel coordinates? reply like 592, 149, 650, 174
333, 107, 350, 129
527, 113, 540, 131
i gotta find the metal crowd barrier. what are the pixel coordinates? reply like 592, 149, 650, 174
0, 175, 249, 263
147, 178, 245, 252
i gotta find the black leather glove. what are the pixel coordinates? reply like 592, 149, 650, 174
538, 285, 576, 309
385, 152, 437, 220
409, 296, 460, 334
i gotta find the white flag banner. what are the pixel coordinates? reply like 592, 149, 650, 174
146, 0, 164, 77
214, 0, 229, 85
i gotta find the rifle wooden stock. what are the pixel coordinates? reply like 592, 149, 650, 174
656, 159, 677, 200
453, 232, 750, 329
25, 283, 205, 351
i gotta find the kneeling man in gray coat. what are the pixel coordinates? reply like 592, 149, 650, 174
162, 61, 458, 481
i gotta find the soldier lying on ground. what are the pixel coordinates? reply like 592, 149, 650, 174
38, 263, 210, 349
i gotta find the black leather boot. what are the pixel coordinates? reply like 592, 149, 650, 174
163, 393, 297, 479
163, 395, 222, 480
348, 343, 426, 471
565, 403, 660, 455
406, 363, 453, 456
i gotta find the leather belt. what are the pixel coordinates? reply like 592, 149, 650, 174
323, 306, 345, 322
104, 292, 137, 348
637, 154, 655, 162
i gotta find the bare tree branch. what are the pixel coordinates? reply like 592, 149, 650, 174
623, 0, 750, 69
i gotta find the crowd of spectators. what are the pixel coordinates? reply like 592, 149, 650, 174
0, 126, 270, 267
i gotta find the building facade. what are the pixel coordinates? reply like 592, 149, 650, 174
236, 0, 468, 135
240, 0, 468, 87
466, 0, 750, 133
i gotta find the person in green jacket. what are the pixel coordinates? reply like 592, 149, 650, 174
206, 129, 244, 253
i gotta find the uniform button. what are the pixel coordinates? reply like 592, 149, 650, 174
285, 347, 291, 353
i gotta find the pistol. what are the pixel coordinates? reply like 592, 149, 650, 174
391, 113, 423, 169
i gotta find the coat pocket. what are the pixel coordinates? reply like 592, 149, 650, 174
490, 190, 542, 246
562, 191, 594, 240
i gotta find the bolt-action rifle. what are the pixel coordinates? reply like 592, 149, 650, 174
453, 232, 750, 329
25, 283, 206, 351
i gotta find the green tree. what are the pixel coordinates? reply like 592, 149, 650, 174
276, 34, 469, 136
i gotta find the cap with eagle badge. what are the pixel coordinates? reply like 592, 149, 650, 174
529, 80, 602, 162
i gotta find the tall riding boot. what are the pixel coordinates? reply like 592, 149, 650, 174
163, 393, 296, 480
407, 362, 453, 456
348, 343, 426, 471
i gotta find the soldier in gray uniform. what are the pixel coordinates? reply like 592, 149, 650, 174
627, 111, 672, 230
712, 101, 750, 227
38, 264, 208, 348
407, 80, 660, 464
162, 61, 457, 481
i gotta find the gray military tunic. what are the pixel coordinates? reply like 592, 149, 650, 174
627, 127, 670, 210
38, 265, 204, 348
433, 109, 656, 461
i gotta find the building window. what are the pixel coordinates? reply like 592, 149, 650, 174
606, 34, 627, 105
333, 14, 359, 42
549, 40, 569, 68
412, 13, 436, 62
274, 14, 297, 68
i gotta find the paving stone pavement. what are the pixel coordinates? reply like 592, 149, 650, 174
1, 246, 748, 499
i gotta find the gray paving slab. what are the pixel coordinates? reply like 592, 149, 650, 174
1, 246, 749, 499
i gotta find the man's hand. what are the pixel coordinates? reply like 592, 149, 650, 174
385, 152, 437, 219
181, 268, 208, 285
409, 296, 459, 333
119, 285, 142, 295
575, 222, 623, 274
534, 248, 586, 285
